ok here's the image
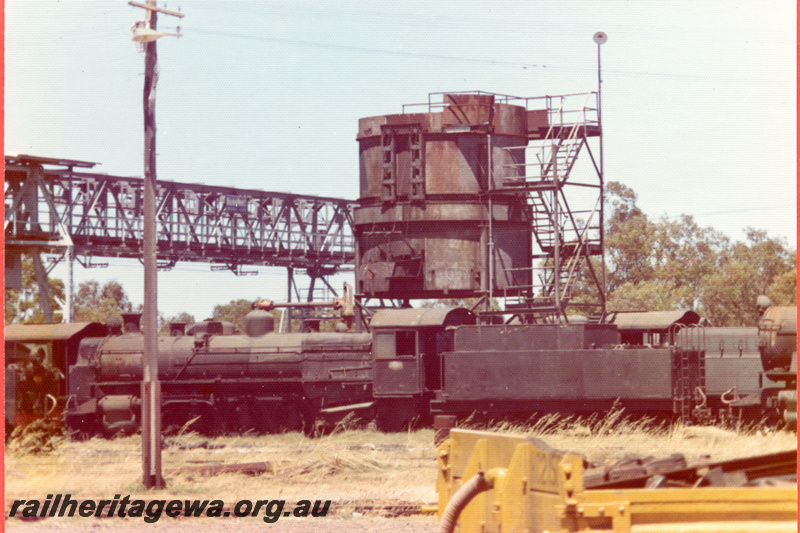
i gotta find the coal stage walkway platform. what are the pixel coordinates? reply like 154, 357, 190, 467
5, 154, 356, 277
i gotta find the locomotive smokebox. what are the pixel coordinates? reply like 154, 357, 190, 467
121, 313, 142, 333
354, 93, 534, 300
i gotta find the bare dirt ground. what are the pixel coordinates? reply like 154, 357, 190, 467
5, 515, 439, 532
6, 428, 441, 532
5, 417, 796, 532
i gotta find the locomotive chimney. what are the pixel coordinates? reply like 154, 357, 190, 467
169, 322, 186, 337
121, 313, 142, 333
106, 316, 123, 336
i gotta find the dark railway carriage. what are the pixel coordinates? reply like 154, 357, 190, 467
606, 311, 775, 418
439, 323, 704, 422
53, 303, 795, 437
694, 326, 782, 420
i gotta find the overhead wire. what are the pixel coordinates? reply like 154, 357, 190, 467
187, 28, 793, 85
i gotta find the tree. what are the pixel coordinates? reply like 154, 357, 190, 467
698, 261, 760, 326
571, 183, 795, 321
603, 182, 659, 292
767, 262, 797, 306
421, 297, 501, 311
606, 281, 691, 312
159, 311, 195, 336
699, 230, 795, 326
211, 299, 257, 333
4, 255, 65, 324
651, 214, 729, 307
73, 280, 135, 324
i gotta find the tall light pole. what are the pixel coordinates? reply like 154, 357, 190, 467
593, 31, 607, 315
129, 0, 183, 490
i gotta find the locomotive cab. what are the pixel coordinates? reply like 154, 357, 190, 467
369, 308, 476, 429
371, 308, 475, 397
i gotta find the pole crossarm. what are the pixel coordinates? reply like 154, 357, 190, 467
128, 1, 184, 18
4, 155, 357, 271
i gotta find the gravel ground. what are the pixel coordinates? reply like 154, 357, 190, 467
5, 514, 439, 532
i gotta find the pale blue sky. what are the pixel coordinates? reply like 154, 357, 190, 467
5, 1, 796, 319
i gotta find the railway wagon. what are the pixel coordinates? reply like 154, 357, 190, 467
41, 303, 797, 437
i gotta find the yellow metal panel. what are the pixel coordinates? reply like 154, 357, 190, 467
500, 442, 564, 533
437, 429, 798, 533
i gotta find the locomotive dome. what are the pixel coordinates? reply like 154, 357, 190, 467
244, 309, 275, 337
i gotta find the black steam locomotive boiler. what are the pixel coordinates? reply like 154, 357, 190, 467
66, 311, 372, 436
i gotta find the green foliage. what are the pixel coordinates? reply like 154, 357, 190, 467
651, 215, 729, 306
212, 298, 348, 333
160, 311, 196, 336
606, 281, 691, 312
699, 230, 795, 326
767, 264, 797, 306
73, 280, 134, 324
421, 297, 501, 312
4, 255, 65, 324
571, 182, 795, 325
605, 213, 658, 290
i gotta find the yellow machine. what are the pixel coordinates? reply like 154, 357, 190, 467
436, 429, 797, 533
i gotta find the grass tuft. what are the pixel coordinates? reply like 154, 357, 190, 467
7, 418, 67, 455
454, 409, 796, 465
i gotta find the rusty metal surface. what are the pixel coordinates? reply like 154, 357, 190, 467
606, 310, 701, 331
355, 93, 532, 300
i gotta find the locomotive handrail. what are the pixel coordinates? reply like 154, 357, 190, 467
673, 323, 705, 351
173, 340, 206, 381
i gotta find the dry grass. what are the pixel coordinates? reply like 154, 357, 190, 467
467, 410, 797, 464
6, 427, 439, 515
5, 412, 796, 531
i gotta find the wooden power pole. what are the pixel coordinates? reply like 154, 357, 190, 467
129, 0, 183, 490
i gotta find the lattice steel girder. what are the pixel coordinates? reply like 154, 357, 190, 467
4, 155, 357, 271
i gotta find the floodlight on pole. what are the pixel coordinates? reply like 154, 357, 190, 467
593, 31, 607, 313
131, 26, 182, 42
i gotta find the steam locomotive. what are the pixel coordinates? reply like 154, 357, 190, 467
5, 299, 795, 437
65, 310, 373, 436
